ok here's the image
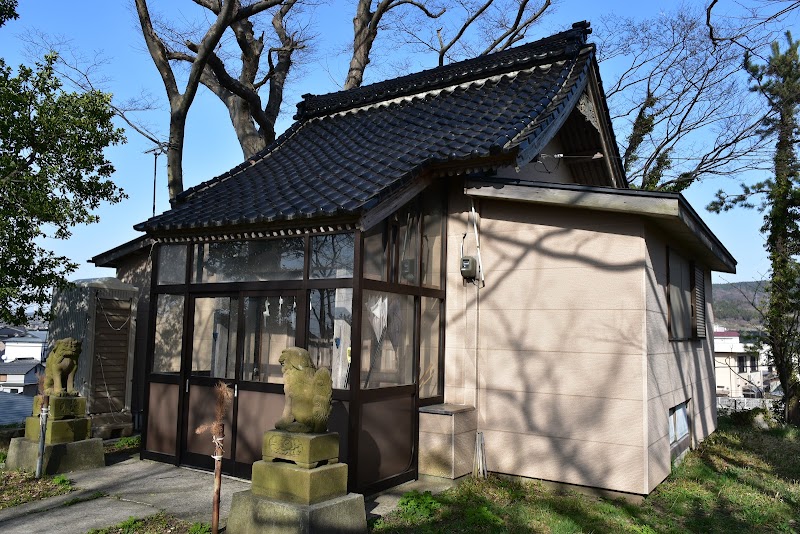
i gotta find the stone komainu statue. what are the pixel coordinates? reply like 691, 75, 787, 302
45, 337, 82, 397
276, 347, 333, 433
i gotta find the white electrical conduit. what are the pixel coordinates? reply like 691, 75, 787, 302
470, 200, 485, 288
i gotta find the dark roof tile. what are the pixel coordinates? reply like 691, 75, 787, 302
137, 22, 595, 233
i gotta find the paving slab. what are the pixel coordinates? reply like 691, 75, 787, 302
0, 455, 251, 533
0, 453, 459, 533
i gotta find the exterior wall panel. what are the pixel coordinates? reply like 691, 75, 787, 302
446, 191, 649, 494
644, 225, 717, 492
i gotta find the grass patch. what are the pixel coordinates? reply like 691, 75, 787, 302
104, 435, 142, 454
372, 416, 800, 533
0, 470, 73, 509
87, 512, 210, 534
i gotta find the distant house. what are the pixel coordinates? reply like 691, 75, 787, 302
714, 330, 772, 398
0, 359, 44, 395
91, 22, 735, 497
1, 333, 46, 363
0, 325, 27, 360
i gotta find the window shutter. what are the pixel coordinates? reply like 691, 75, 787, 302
694, 265, 706, 338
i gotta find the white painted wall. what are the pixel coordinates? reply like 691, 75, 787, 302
2, 339, 45, 362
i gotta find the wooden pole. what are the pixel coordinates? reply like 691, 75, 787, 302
35, 395, 50, 478
211, 424, 223, 534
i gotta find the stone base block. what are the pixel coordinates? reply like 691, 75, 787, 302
5, 437, 104, 474
25, 416, 91, 444
227, 490, 367, 534
33, 395, 86, 420
419, 404, 477, 479
252, 460, 347, 505
90, 413, 134, 439
262, 430, 339, 467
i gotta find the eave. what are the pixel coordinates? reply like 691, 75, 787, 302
464, 179, 736, 273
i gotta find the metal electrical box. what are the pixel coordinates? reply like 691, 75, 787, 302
460, 256, 477, 279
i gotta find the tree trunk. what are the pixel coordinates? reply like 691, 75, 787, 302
766, 100, 800, 425
344, 1, 377, 90
167, 111, 187, 201
227, 94, 266, 159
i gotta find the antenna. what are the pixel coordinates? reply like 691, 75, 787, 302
145, 143, 169, 217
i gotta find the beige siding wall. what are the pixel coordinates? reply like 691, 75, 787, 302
446, 184, 649, 494
644, 225, 717, 492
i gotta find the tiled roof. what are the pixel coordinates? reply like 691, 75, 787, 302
137, 22, 595, 233
0, 359, 43, 375
0, 392, 33, 425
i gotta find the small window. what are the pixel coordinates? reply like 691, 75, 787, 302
241, 295, 297, 384
669, 401, 689, 445
308, 288, 353, 389
738, 355, 746, 373
310, 234, 355, 279
152, 294, 185, 374
421, 192, 444, 289
192, 239, 304, 283
361, 291, 414, 388
157, 245, 188, 285
191, 297, 238, 379
750, 355, 758, 372
363, 223, 389, 282
419, 297, 442, 398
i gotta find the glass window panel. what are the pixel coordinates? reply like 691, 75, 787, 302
192, 239, 304, 283
421, 194, 443, 289
675, 403, 689, 440
152, 294, 184, 374
309, 288, 353, 389
191, 297, 238, 378
311, 234, 355, 279
363, 224, 388, 281
419, 297, 441, 398
398, 206, 420, 285
361, 291, 414, 388
668, 407, 675, 443
157, 245, 187, 285
242, 295, 297, 383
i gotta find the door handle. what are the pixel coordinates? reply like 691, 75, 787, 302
185, 379, 189, 393
234, 384, 238, 398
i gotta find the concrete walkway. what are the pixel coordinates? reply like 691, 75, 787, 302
0, 454, 458, 533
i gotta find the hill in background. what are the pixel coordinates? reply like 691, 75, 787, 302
712, 281, 768, 331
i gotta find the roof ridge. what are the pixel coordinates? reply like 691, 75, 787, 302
295, 21, 591, 121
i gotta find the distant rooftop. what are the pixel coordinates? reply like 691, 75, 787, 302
713, 331, 740, 338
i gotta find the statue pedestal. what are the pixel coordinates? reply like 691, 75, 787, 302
5, 437, 104, 474
228, 430, 366, 534
6, 395, 104, 474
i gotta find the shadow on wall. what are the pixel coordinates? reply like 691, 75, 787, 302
448, 196, 711, 495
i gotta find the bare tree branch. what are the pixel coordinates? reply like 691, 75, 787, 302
598, 7, 771, 191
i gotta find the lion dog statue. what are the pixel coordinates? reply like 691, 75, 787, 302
44, 337, 82, 397
275, 347, 332, 433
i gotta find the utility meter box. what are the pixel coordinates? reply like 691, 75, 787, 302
460, 256, 477, 279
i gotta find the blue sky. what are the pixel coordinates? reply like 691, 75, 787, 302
1, 0, 791, 284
